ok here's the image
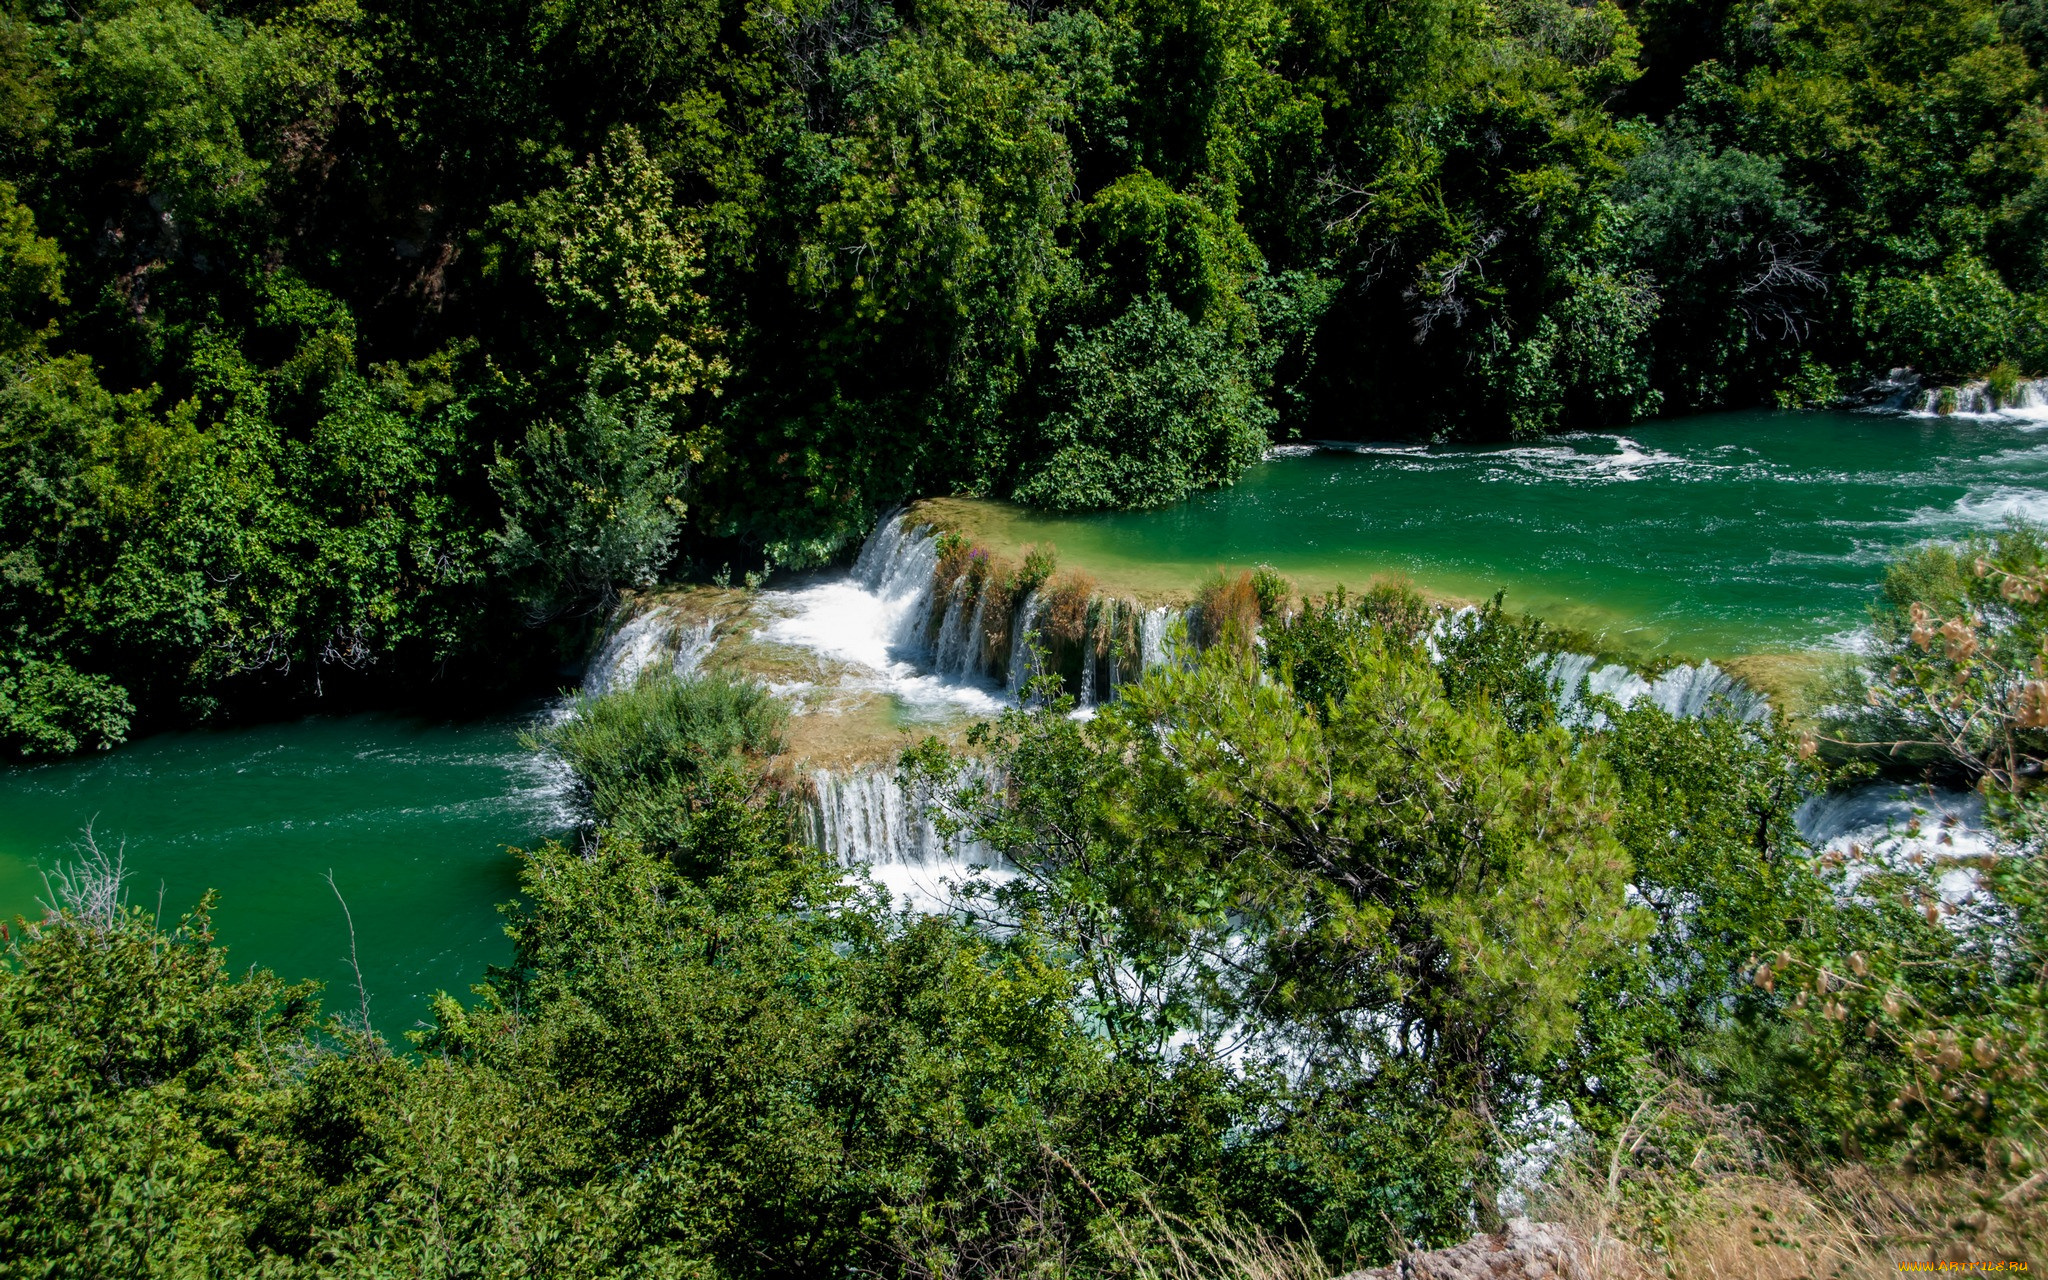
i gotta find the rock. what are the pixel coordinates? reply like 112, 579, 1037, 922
1335, 1219, 1592, 1280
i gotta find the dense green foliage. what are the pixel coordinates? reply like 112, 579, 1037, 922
1, 0, 2043, 746
7, 541, 2048, 1273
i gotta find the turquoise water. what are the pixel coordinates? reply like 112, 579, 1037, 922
994, 409, 2048, 653
6, 407, 2044, 1031
0, 711, 571, 1038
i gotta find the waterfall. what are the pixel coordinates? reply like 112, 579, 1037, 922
585, 606, 719, 695
1796, 785, 1994, 901
852, 512, 944, 647
1138, 606, 1174, 673
1540, 653, 1767, 727
1642, 661, 1767, 721
1007, 590, 1042, 697
806, 765, 1011, 911
755, 514, 1003, 717
1867, 369, 2048, 419
930, 582, 972, 675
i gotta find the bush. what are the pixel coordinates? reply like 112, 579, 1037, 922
1855, 256, 2033, 379
491, 388, 689, 619
1019, 542, 1060, 592
534, 668, 786, 808
1248, 564, 1292, 620
1014, 296, 1274, 512
0, 653, 132, 757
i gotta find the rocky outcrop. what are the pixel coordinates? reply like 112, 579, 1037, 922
1336, 1220, 1591, 1280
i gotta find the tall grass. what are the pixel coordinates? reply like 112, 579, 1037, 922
1533, 1078, 2048, 1279
1196, 570, 1262, 649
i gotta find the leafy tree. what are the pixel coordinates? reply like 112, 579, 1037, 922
492, 387, 689, 618
1015, 294, 1271, 510
915, 630, 1645, 1240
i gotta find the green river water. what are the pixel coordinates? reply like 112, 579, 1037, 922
4, 406, 2044, 1027
0, 711, 570, 1037
984, 408, 2048, 654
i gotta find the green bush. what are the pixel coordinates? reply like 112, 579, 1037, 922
0, 653, 132, 757
534, 668, 786, 805
1014, 296, 1274, 512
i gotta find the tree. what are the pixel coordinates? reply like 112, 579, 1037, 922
491, 388, 688, 618
916, 629, 1645, 1240
1014, 294, 1272, 510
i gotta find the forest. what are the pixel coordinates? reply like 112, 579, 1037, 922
2, 0, 2047, 749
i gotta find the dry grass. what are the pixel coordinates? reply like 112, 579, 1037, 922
1197, 571, 1263, 650
1535, 1080, 2048, 1280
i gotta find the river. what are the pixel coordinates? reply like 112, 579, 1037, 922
0, 710, 572, 1038
3, 405, 2042, 1028
964, 407, 2048, 654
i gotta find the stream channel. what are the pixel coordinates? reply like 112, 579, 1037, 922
2, 406, 2042, 1035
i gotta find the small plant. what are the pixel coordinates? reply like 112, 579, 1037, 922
1249, 564, 1292, 619
933, 535, 978, 598
712, 563, 732, 588
1018, 542, 1059, 592
1986, 359, 2024, 409
1774, 352, 1840, 410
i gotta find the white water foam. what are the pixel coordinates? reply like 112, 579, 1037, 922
1882, 375, 2048, 422
584, 605, 719, 695
1927, 486, 2048, 530
1540, 653, 1769, 727
755, 517, 1006, 719
807, 764, 1013, 913
1485, 434, 1710, 485
1795, 785, 1995, 902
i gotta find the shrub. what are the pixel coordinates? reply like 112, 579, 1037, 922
1195, 571, 1261, 649
1019, 543, 1060, 592
1249, 564, 1292, 619
535, 668, 786, 807
1987, 359, 2025, 408
0, 653, 133, 757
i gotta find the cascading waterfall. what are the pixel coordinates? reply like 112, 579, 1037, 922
1795, 785, 1994, 901
1539, 652, 1768, 727
1006, 590, 1042, 697
1139, 606, 1174, 671
585, 606, 719, 695
930, 581, 975, 677
1871, 373, 2048, 419
806, 767, 999, 867
806, 764, 1011, 911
